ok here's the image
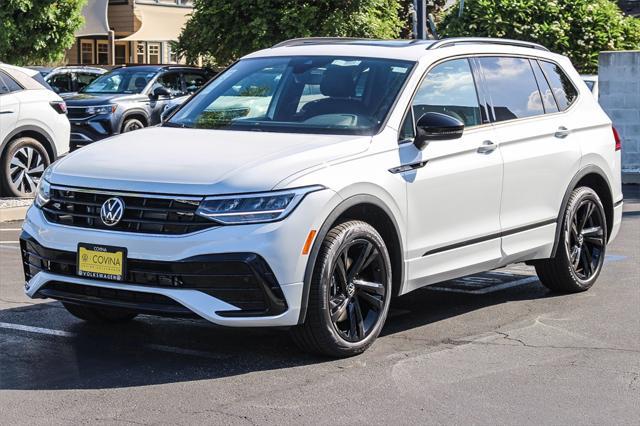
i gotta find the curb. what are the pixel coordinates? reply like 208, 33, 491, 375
0, 206, 29, 223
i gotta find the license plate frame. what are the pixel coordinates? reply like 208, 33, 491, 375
77, 243, 127, 282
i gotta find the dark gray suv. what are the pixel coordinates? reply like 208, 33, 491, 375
64, 65, 214, 150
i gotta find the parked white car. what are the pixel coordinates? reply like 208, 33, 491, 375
0, 64, 70, 197
21, 38, 623, 357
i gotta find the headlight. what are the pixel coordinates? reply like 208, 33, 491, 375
35, 179, 50, 208
196, 186, 325, 224
87, 105, 116, 115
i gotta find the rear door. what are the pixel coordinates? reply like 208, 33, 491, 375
400, 58, 503, 291
478, 56, 582, 260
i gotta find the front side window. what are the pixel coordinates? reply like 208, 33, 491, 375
539, 60, 578, 111
47, 73, 73, 93
82, 69, 156, 94
167, 56, 414, 135
154, 72, 183, 96
478, 57, 544, 122
412, 58, 483, 128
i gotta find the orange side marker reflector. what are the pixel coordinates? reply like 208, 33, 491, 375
302, 230, 317, 255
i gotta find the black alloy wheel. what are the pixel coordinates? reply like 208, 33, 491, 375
535, 186, 608, 293
329, 238, 386, 342
291, 220, 392, 357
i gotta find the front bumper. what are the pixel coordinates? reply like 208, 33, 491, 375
20, 188, 337, 327
69, 116, 117, 150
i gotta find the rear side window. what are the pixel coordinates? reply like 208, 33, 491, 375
539, 61, 578, 111
47, 73, 73, 93
183, 72, 208, 94
0, 71, 23, 93
478, 57, 544, 122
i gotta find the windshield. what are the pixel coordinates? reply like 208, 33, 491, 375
166, 56, 414, 135
82, 69, 156, 94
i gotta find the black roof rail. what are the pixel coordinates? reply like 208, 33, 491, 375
273, 37, 378, 48
426, 37, 549, 52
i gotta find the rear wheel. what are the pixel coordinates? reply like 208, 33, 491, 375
291, 220, 392, 357
62, 302, 138, 323
0, 137, 50, 197
535, 187, 607, 293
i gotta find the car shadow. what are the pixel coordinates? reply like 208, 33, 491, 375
0, 276, 556, 391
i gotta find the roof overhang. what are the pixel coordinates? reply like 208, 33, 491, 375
118, 4, 191, 42
76, 0, 110, 37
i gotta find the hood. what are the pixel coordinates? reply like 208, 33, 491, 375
50, 127, 370, 195
63, 92, 142, 105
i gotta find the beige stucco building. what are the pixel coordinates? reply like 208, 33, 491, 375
65, 0, 193, 66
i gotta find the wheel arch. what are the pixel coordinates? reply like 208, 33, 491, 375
1, 125, 57, 162
551, 165, 614, 257
121, 110, 149, 130
298, 194, 404, 324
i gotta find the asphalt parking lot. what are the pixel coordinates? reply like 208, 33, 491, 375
0, 187, 638, 425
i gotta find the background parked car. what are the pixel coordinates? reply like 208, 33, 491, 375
44, 66, 106, 94
0, 64, 70, 197
581, 74, 599, 100
63, 65, 214, 150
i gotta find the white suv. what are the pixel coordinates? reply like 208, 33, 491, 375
20, 38, 623, 357
0, 64, 70, 197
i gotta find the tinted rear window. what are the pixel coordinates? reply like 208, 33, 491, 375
539, 61, 578, 111
478, 57, 544, 122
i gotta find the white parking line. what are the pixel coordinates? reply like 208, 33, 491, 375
0, 321, 75, 337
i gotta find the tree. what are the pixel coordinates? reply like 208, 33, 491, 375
176, 0, 402, 67
440, 0, 640, 72
0, 0, 86, 65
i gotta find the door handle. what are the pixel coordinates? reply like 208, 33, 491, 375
477, 140, 497, 154
0, 110, 14, 114
555, 126, 570, 139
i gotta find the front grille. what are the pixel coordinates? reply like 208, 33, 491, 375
21, 234, 287, 316
66, 106, 91, 120
42, 187, 217, 235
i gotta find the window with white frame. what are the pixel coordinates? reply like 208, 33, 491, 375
97, 42, 109, 65
81, 41, 94, 64
136, 43, 145, 64
148, 43, 161, 64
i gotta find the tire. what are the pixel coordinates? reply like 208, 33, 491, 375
535, 186, 608, 293
291, 220, 392, 357
121, 118, 145, 133
62, 302, 138, 323
0, 137, 50, 197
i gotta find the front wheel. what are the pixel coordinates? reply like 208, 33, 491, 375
0, 137, 50, 197
121, 118, 145, 133
535, 186, 607, 293
291, 220, 392, 357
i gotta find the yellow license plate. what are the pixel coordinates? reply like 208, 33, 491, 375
77, 244, 127, 281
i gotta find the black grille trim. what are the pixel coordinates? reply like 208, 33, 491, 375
43, 186, 217, 235
21, 233, 287, 317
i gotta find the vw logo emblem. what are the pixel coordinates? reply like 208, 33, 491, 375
100, 197, 125, 226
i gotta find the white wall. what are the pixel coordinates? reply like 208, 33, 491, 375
598, 51, 640, 176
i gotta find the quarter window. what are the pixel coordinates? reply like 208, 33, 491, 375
539, 61, 578, 111
0, 71, 22, 93
478, 57, 544, 122
412, 58, 483, 128
530, 60, 559, 113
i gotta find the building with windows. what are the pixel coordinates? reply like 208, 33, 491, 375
65, 0, 193, 66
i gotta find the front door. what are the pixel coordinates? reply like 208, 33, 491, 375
400, 58, 503, 292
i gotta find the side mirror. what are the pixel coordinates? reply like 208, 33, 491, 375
151, 86, 171, 98
161, 103, 180, 122
414, 112, 464, 150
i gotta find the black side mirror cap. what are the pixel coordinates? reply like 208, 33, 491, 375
151, 86, 171, 98
414, 112, 464, 150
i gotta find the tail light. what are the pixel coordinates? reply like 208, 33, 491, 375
49, 101, 67, 114
612, 127, 621, 151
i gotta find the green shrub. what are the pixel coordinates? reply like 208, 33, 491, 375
440, 0, 640, 72
0, 0, 86, 65
176, 0, 402, 67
